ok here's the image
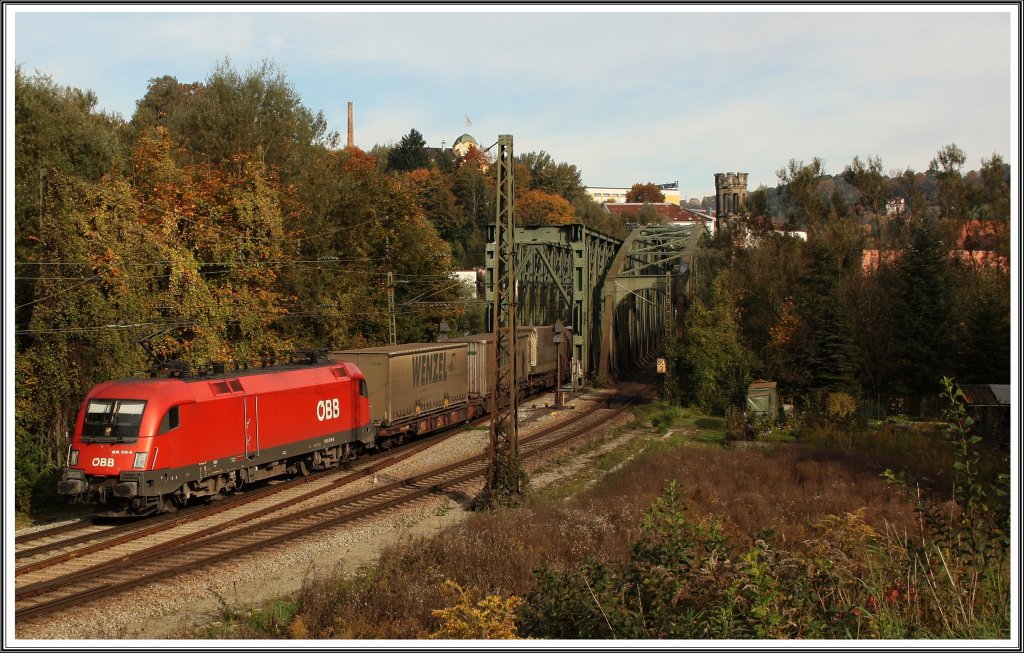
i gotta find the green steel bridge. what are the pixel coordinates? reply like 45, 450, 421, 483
485, 221, 706, 384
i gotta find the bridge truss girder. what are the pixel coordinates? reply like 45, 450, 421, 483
598, 224, 706, 379
487, 224, 620, 380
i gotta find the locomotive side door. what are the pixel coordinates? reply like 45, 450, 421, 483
243, 394, 260, 459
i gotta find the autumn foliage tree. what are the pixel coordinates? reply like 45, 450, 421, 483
16, 171, 156, 510
625, 182, 666, 203
130, 127, 293, 365
516, 189, 576, 226
15, 67, 132, 341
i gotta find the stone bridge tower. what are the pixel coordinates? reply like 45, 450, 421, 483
714, 172, 748, 230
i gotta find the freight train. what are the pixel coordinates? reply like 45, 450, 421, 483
57, 328, 570, 516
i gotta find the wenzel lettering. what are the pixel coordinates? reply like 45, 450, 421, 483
412, 352, 449, 387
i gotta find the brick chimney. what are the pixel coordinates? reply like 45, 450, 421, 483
347, 102, 354, 148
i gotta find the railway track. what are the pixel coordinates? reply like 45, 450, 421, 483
16, 379, 654, 622
14, 519, 99, 545
14, 425, 465, 576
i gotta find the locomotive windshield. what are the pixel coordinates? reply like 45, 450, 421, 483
81, 399, 147, 442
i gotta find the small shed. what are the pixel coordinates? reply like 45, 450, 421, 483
957, 383, 1010, 441
746, 380, 778, 418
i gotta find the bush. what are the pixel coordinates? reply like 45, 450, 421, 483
725, 406, 747, 441
429, 581, 522, 639
517, 480, 1010, 639
517, 481, 735, 638
826, 392, 859, 425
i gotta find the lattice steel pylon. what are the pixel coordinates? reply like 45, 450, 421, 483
481, 134, 526, 504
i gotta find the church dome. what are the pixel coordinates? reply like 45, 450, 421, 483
452, 133, 478, 157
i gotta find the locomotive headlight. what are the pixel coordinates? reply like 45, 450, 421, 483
133, 452, 148, 469
68, 449, 79, 466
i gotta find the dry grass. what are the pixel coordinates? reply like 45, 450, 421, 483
211, 413, 1007, 640
284, 434, 935, 638
658, 446, 920, 543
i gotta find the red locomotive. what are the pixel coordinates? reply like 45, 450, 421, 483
58, 359, 372, 516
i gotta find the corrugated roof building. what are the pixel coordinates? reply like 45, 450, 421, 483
956, 383, 1010, 442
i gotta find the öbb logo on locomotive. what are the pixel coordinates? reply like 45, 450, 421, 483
316, 398, 340, 421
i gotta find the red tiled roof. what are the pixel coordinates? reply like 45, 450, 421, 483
603, 203, 709, 223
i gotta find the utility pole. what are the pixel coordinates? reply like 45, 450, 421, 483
387, 272, 397, 345
665, 270, 673, 338
553, 320, 564, 408
479, 134, 525, 507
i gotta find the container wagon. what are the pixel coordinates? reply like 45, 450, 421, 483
327, 342, 481, 447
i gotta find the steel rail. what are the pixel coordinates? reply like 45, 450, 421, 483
15, 424, 463, 575
14, 519, 96, 545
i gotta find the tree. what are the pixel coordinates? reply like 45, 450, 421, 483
387, 128, 430, 172
726, 232, 807, 376
16, 171, 154, 511
746, 185, 770, 217
516, 189, 575, 226
625, 182, 665, 204
973, 153, 1011, 258
400, 168, 469, 264
842, 155, 890, 241
844, 260, 898, 396
889, 219, 957, 395
15, 67, 130, 342
671, 276, 751, 414
163, 58, 336, 180
131, 75, 202, 132
278, 144, 458, 348
929, 143, 968, 224
451, 152, 495, 266
638, 203, 667, 225
952, 266, 1010, 384
889, 167, 930, 226
776, 158, 828, 235
799, 242, 859, 392
123, 127, 295, 366
575, 200, 629, 240
517, 151, 587, 205
765, 296, 814, 390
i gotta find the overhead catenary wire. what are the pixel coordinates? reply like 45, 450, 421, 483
130, 198, 392, 246
14, 291, 484, 335
14, 256, 384, 268
15, 276, 102, 311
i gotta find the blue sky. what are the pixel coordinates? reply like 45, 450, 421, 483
7, 4, 1019, 201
